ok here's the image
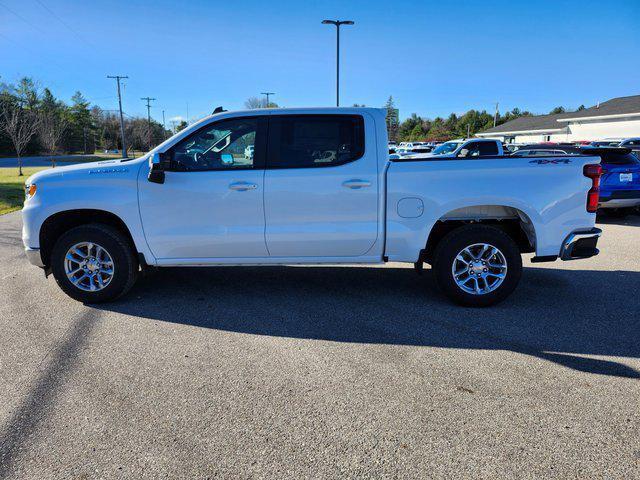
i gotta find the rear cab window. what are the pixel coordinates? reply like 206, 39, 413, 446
267, 115, 365, 168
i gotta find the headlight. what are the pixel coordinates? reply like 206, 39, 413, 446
25, 183, 37, 200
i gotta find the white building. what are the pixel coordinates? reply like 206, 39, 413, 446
477, 94, 640, 143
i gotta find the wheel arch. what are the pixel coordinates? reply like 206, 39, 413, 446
422, 204, 537, 263
39, 209, 138, 268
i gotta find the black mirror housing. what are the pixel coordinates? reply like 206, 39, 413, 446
148, 152, 169, 184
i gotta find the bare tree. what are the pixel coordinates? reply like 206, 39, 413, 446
0, 102, 40, 176
244, 97, 280, 109
244, 97, 265, 109
38, 110, 67, 167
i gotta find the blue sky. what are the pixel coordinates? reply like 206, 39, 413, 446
1, 0, 639, 123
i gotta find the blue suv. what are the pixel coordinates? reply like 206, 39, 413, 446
583, 147, 640, 216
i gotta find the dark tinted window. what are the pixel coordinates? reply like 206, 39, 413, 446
267, 115, 364, 168
170, 117, 261, 171
600, 153, 640, 165
477, 141, 499, 156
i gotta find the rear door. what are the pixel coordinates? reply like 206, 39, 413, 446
263, 114, 379, 257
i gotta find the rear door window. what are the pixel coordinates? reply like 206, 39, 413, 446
267, 115, 365, 168
477, 141, 499, 156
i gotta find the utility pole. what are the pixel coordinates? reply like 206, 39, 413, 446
141, 97, 156, 125
107, 75, 128, 158
162, 110, 166, 139
493, 102, 499, 127
467, 123, 471, 138
141, 96, 156, 149
261, 92, 275, 108
321, 19, 354, 107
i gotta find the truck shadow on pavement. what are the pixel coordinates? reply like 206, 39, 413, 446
596, 211, 640, 227
98, 265, 640, 380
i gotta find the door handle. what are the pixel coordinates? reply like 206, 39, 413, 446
229, 181, 258, 191
342, 179, 372, 189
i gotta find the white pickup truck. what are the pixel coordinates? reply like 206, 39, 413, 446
22, 108, 603, 306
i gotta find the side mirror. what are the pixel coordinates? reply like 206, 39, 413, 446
458, 148, 469, 157
220, 153, 234, 165
148, 152, 169, 184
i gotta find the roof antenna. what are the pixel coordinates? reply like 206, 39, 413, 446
212, 106, 226, 114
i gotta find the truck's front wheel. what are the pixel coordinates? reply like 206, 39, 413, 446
50, 224, 138, 303
432, 225, 522, 307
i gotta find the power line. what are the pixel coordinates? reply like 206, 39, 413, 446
0, 31, 69, 73
33, 0, 97, 51
0, 2, 48, 36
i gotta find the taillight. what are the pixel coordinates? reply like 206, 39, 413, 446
583, 164, 602, 213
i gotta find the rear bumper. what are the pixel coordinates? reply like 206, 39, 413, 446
560, 228, 602, 261
25, 247, 45, 267
599, 190, 640, 208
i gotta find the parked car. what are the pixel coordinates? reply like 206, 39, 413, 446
504, 144, 525, 153
583, 147, 640, 215
511, 144, 583, 156
423, 138, 505, 158
591, 140, 622, 147
22, 107, 602, 307
618, 138, 640, 156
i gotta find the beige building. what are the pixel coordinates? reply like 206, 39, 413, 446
477, 94, 640, 143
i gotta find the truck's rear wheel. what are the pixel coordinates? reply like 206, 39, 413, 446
50, 224, 138, 303
432, 225, 522, 307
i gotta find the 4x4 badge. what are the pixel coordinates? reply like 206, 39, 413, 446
529, 159, 572, 165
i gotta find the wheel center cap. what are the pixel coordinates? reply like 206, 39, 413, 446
471, 260, 484, 274
86, 258, 100, 272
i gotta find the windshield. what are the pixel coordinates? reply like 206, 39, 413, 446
432, 141, 461, 155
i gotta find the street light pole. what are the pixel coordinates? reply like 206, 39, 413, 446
261, 92, 275, 108
321, 19, 354, 107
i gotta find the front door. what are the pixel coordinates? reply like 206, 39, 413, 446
138, 116, 268, 260
264, 114, 379, 257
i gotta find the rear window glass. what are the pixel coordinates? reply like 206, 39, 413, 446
477, 142, 499, 156
267, 115, 365, 168
600, 153, 640, 165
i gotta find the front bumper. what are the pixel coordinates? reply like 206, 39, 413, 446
560, 228, 602, 261
25, 247, 45, 267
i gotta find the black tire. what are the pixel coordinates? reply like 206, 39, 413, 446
50, 224, 138, 303
432, 224, 522, 307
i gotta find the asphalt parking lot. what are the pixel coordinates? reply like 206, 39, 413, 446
1, 211, 639, 479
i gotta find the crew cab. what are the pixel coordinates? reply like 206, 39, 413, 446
22, 108, 603, 307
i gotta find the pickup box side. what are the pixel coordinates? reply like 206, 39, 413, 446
385, 155, 600, 262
